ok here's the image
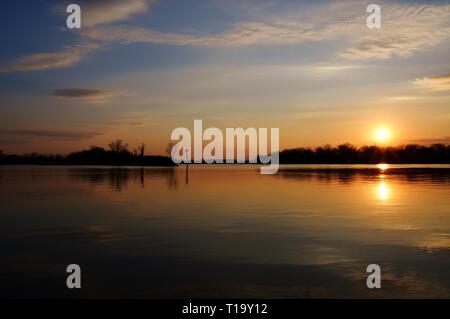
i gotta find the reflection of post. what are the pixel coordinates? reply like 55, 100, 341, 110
140, 167, 144, 188
185, 149, 189, 184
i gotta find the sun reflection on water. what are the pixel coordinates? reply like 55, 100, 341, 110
375, 164, 390, 201
377, 181, 390, 201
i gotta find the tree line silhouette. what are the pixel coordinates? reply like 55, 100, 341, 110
1, 141, 449, 165
0, 139, 175, 166
279, 143, 450, 164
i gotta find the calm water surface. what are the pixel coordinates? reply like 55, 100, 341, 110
1, 165, 450, 298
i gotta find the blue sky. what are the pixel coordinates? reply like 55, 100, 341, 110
0, 0, 449, 154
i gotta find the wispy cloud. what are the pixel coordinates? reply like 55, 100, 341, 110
0, 43, 100, 73
76, 0, 151, 27
413, 74, 450, 91
0, 0, 151, 73
408, 136, 450, 145
0, 129, 100, 140
82, 2, 450, 60
314, 64, 361, 73
2, 1, 450, 73
82, 1, 450, 60
340, 4, 450, 60
388, 96, 423, 101
81, 20, 341, 47
51, 88, 118, 101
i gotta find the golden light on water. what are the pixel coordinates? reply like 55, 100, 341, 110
376, 165, 390, 201
377, 181, 390, 201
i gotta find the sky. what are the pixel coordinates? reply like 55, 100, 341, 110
0, 0, 449, 155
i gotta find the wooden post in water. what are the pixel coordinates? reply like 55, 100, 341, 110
185, 148, 189, 184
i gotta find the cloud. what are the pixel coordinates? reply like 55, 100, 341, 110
0, 0, 151, 73
0, 130, 100, 140
128, 122, 144, 126
388, 96, 423, 101
51, 88, 118, 101
413, 74, 450, 91
340, 4, 450, 60
78, 0, 151, 27
3, 1, 450, 73
0, 43, 100, 73
314, 64, 361, 73
81, 2, 450, 60
81, 25, 198, 45
80, 1, 362, 47
81, 19, 341, 47
407, 136, 450, 145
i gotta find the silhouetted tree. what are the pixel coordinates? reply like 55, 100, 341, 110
138, 143, 145, 158
89, 145, 106, 153
132, 143, 145, 158
108, 139, 129, 153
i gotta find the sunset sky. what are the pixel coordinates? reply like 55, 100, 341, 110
0, 0, 449, 155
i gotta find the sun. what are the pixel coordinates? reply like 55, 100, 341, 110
375, 127, 391, 143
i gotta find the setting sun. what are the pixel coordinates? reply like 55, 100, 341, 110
375, 127, 391, 143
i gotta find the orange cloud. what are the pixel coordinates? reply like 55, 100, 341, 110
414, 74, 450, 91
